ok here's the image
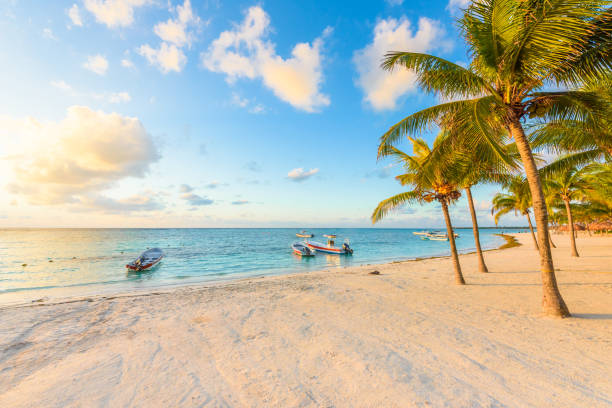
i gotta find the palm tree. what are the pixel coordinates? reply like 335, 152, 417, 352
372, 134, 466, 285
491, 176, 539, 251
376, 1, 611, 317
456, 152, 512, 272
542, 162, 608, 257
464, 184, 489, 272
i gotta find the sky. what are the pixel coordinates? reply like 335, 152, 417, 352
0, 0, 526, 228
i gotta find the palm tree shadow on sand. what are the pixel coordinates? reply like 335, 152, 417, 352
569, 314, 612, 320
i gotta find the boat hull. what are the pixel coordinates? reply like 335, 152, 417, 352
126, 248, 164, 271
292, 242, 315, 256
306, 241, 349, 254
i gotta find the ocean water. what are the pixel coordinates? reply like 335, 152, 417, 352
0, 228, 522, 301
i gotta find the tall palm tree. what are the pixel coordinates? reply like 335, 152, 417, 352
376, 1, 611, 317
455, 151, 513, 272
464, 184, 489, 272
372, 135, 466, 285
491, 176, 540, 251
456, 140, 520, 272
542, 162, 605, 257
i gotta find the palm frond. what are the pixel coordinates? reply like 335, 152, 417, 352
381, 52, 491, 99
539, 149, 605, 177
371, 191, 423, 223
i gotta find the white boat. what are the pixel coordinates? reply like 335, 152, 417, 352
126, 248, 164, 271
296, 230, 314, 238
307, 234, 353, 254
422, 232, 460, 241
428, 236, 449, 241
292, 242, 315, 256
413, 231, 433, 236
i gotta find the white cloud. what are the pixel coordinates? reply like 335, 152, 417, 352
353, 17, 446, 110
138, 43, 186, 73
50, 80, 74, 93
204, 181, 226, 189
84, 0, 149, 28
447, 0, 470, 17
287, 167, 319, 181
230, 92, 266, 114
83, 54, 109, 75
179, 184, 193, 193
68, 4, 83, 26
1, 106, 160, 211
249, 104, 265, 114
202, 6, 331, 112
42, 28, 58, 40
80, 194, 164, 213
51, 80, 130, 104
109, 91, 131, 103
231, 200, 249, 205
121, 58, 134, 68
93, 91, 131, 103
231, 92, 249, 108
138, 0, 199, 73
153, 0, 198, 47
181, 193, 213, 206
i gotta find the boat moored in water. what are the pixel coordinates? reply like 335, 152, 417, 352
296, 230, 314, 238
420, 231, 459, 241
292, 242, 315, 257
126, 248, 164, 271
307, 234, 353, 254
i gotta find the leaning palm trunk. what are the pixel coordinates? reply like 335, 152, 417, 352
509, 118, 569, 317
525, 213, 539, 251
441, 200, 465, 285
548, 229, 556, 249
465, 187, 488, 272
563, 199, 580, 257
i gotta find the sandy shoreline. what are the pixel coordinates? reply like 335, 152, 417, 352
1, 233, 611, 407
0, 233, 512, 308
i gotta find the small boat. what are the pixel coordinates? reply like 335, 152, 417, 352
296, 230, 314, 238
413, 231, 433, 236
126, 248, 164, 271
423, 232, 460, 241
292, 242, 315, 257
307, 234, 353, 254
428, 236, 449, 241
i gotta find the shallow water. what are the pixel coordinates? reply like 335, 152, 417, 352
0, 228, 523, 300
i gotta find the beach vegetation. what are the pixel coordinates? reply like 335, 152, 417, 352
375, 0, 612, 317
372, 133, 466, 285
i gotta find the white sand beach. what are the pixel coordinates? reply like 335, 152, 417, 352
1, 233, 611, 407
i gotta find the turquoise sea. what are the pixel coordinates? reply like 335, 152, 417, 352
0, 228, 523, 302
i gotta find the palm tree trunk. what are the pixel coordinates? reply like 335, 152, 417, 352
525, 213, 539, 251
563, 199, 579, 257
508, 116, 570, 317
548, 229, 556, 248
465, 186, 488, 272
440, 200, 465, 285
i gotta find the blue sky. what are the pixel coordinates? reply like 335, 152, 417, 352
0, 0, 524, 228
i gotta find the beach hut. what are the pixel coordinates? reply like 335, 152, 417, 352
588, 221, 612, 235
